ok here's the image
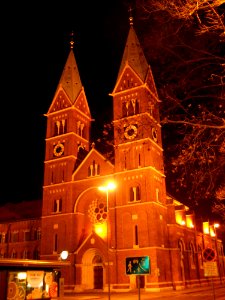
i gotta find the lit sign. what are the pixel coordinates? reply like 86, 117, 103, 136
126, 256, 150, 275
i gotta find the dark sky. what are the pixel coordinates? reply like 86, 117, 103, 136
1, 1, 133, 204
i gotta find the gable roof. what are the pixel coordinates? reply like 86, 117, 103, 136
72, 147, 114, 180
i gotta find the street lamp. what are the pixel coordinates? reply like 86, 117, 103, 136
98, 182, 116, 300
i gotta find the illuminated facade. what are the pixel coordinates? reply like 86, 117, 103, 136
40, 17, 225, 292
0, 16, 224, 294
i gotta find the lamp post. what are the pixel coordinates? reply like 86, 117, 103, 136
98, 182, 116, 300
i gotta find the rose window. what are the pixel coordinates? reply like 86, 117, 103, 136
88, 200, 108, 224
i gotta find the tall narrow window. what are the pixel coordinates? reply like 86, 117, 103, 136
198, 245, 203, 267
24, 231, 30, 242
37, 228, 41, 240
23, 249, 28, 259
124, 153, 127, 170
138, 154, 141, 167
54, 199, 62, 213
11, 249, 17, 258
134, 225, 139, 245
33, 248, 40, 260
88, 160, 100, 176
156, 188, 159, 202
190, 242, 195, 267
130, 186, 141, 202
11, 232, 19, 243
54, 234, 58, 252
2, 233, 5, 243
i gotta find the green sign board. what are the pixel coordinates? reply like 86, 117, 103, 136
126, 256, 150, 275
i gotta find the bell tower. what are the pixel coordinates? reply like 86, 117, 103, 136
110, 15, 168, 275
41, 34, 92, 258
112, 15, 165, 203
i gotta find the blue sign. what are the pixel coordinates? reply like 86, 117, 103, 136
126, 256, 150, 275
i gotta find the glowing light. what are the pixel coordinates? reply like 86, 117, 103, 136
18, 272, 27, 280
175, 210, 186, 226
60, 250, 69, 260
98, 182, 116, 192
94, 223, 107, 239
203, 221, 210, 234
214, 223, 220, 229
186, 215, 194, 228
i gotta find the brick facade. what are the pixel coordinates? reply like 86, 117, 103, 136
0, 18, 224, 294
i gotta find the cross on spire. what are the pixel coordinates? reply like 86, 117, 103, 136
70, 31, 75, 49
128, 7, 134, 26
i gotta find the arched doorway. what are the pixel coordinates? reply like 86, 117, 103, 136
93, 255, 103, 289
82, 248, 104, 290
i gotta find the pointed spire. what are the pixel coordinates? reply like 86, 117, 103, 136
56, 31, 83, 103
116, 10, 149, 82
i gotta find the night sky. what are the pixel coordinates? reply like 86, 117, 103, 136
1, 1, 132, 204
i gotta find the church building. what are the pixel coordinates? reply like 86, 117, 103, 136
40, 15, 225, 292
0, 15, 224, 295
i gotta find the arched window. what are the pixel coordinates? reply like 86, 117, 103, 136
11, 249, 17, 258
88, 160, 100, 177
54, 198, 62, 213
23, 249, 28, 259
198, 245, 203, 268
129, 186, 141, 202
189, 242, 196, 268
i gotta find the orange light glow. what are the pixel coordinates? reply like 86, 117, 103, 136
94, 222, 107, 239
98, 182, 116, 192
203, 221, 209, 234
175, 211, 186, 226
186, 215, 194, 228
210, 225, 216, 237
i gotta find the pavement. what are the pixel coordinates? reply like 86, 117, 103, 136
57, 283, 225, 300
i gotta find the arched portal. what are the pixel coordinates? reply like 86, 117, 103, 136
81, 248, 105, 290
